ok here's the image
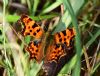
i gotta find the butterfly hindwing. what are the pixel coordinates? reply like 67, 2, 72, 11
44, 44, 66, 63
26, 41, 43, 63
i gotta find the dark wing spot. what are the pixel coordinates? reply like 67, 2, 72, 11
55, 54, 57, 57
53, 51, 56, 53
33, 32, 36, 36
62, 30, 66, 36
57, 33, 61, 38
29, 42, 32, 45
32, 23, 38, 29
37, 29, 40, 32
34, 53, 37, 56
26, 19, 31, 23
64, 42, 67, 45
28, 18, 32, 21
64, 38, 66, 41
36, 49, 38, 52
26, 32, 30, 35
31, 48, 34, 51
69, 29, 73, 34
30, 30, 32, 32
59, 38, 62, 42
67, 36, 69, 38
34, 56, 36, 59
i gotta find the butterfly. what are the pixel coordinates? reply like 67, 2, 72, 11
18, 14, 75, 75
18, 14, 75, 76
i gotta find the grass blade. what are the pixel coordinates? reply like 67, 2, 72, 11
62, 0, 82, 76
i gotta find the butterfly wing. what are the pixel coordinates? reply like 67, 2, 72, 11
26, 41, 43, 63
42, 28, 75, 76
54, 28, 75, 47
20, 14, 43, 39
18, 14, 44, 63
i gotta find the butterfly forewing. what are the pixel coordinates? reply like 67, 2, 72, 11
54, 28, 75, 47
20, 14, 44, 39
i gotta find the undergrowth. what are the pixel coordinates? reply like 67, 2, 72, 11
0, 0, 100, 76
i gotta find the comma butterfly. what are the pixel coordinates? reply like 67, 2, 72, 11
18, 14, 75, 76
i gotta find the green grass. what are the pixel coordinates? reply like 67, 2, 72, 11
0, 0, 100, 76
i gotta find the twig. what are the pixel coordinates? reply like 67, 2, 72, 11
9, 25, 27, 46
83, 46, 91, 75
90, 40, 100, 74
60, 4, 64, 16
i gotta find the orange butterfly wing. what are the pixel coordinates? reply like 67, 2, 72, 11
19, 14, 44, 63
44, 28, 75, 63
44, 44, 66, 63
54, 28, 75, 47
18, 14, 75, 65
20, 14, 43, 39
42, 28, 75, 76
26, 41, 43, 63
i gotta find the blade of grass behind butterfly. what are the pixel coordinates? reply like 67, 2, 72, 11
62, 0, 82, 76
30, 61, 43, 76
4, 12, 30, 76
2, 0, 16, 75
40, 0, 62, 14
6, 14, 58, 23
32, 0, 40, 15
85, 30, 100, 75
91, 56, 100, 75
52, 0, 85, 34
10, 25, 30, 76
0, 22, 15, 75
91, 40, 100, 75
42, 0, 51, 10
85, 30, 100, 48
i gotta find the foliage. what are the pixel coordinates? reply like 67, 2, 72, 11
0, 0, 100, 76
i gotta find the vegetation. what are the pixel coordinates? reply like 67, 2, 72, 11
0, 0, 100, 76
